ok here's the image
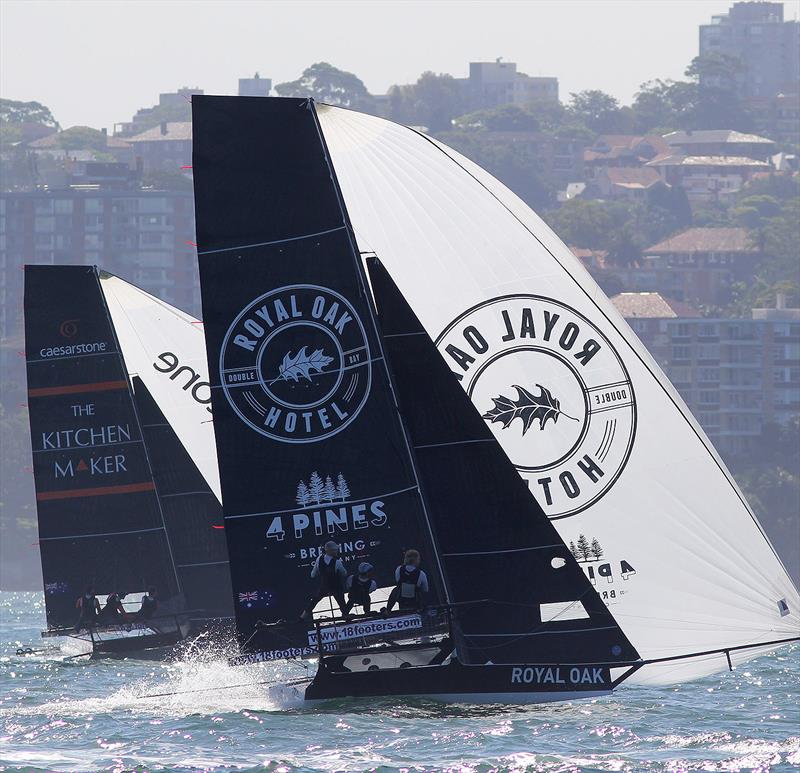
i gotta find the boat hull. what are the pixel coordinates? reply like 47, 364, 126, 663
304, 659, 613, 704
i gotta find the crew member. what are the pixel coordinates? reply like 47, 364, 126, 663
344, 562, 377, 615
75, 585, 100, 632
99, 591, 127, 624
385, 549, 428, 612
137, 587, 158, 620
301, 541, 348, 620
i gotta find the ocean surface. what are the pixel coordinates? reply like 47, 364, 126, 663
1, 592, 798, 773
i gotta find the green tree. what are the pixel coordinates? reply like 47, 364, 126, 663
0, 98, 59, 129
275, 62, 375, 111
453, 104, 539, 132
568, 90, 633, 135
545, 199, 632, 249
389, 71, 465, 132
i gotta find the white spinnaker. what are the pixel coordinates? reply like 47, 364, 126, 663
100, 274, 221, 502
318, 105, 799, 683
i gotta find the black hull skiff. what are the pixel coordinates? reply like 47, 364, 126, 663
188, 95, 798, 704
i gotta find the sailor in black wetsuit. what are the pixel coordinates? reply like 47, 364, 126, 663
301, 541, 349, 621
344, 562, 377, 615
98, 591, 127, 624
385, 549, 429, 612
75, 585, 100, 632
137, 587, 158, 620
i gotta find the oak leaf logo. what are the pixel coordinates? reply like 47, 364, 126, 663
272, 346, 334, 384
482, 384, 578, 435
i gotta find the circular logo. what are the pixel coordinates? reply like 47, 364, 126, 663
436, 295, 636, 519
220, 285, 371, 443
59, 319, 78, 338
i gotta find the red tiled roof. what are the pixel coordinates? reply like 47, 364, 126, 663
604, 167, 663, 188
643, 227, 756, 254
611, 292, 702, 318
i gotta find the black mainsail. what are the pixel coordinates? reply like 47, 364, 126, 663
24, 265, 182, 632
193, 96, 445, 660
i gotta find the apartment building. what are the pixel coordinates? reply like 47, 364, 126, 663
0, 185, 197, 339
613, 291, 800, 455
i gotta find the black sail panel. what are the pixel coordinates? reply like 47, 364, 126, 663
367, 257, 639, 666
192, 96, 443, 660
24, 265, 181, 629
131, 376, 232, 624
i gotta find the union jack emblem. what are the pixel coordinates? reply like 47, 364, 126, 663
45, 581, 68, 594
238, 591, 259, 604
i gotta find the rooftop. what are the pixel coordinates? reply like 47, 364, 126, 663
603, 166, 663, 189
663, 130, 775, 146
644, 227, 756, 254
612, 292, 702, 319
127, 122, 193, 142
646, 154, 771, 168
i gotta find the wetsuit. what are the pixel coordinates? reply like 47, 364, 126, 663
137, 594, 157, 620
75, 592, 98, 632
99, 593, 126, 624
345, 574, 377, 614
386, 564, 429, 611
302, 554, 348, 619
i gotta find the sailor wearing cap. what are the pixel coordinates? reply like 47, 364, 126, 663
344, 562, 378, 615
300, 541, 349, 621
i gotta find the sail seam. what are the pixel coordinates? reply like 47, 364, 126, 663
197, 226, 347, 254
466, 625, 618, 637
405, 124, 791, 583
177, 560, 229, 567
415, 439, 495, 450
160, 490, 217, 499
442, 544, 562, 557
39, 526, 165, 541
224, 483, 420, 520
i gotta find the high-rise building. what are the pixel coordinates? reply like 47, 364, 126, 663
238, 72, 272, 97
461, 60, 559, 110
613, 292, 800, 456
699, 2, 800, 98
0, 185, 198, 341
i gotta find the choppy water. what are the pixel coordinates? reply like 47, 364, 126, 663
1, 592, 798, 772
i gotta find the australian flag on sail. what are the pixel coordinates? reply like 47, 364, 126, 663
237, 590, 274, 609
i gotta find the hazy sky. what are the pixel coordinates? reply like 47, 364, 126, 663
1, 0, 796, 131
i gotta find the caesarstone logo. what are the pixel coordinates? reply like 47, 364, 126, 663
219, 285, 371, 443
436, 295, 636, 519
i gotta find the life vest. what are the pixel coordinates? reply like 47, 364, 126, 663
79, 593, 97, 619
349, 575, 372, 603
140, 595, 157, 618
397, 565, 421, 600
318, 556, 340, 590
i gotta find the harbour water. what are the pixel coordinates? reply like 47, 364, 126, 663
1, 592, 798, 772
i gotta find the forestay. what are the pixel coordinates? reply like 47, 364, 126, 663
317, 106, 799, 682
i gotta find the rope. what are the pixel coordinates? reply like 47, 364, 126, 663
136, 674, 312, 701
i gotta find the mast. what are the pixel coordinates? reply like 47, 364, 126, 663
308, 103, 452, 607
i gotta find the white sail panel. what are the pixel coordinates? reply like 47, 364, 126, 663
318, 105, 799, 683
100, 274, 221, 502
